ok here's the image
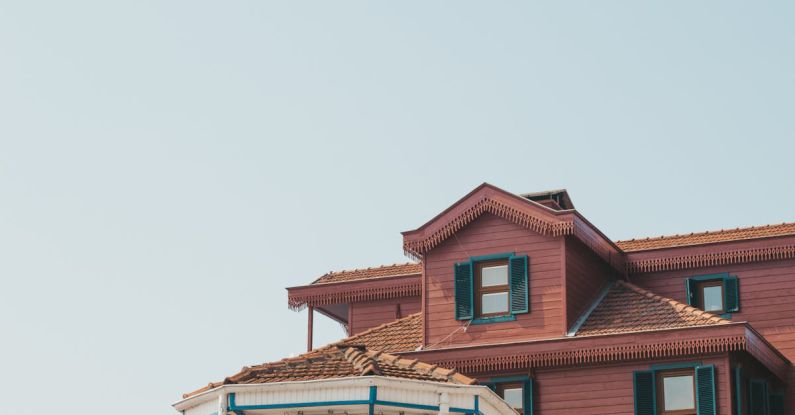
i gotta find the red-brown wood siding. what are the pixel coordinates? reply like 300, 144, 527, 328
423, 213, 564, 348
564, 236, 614, 331
349, 296, 420, 335
630, 259, 795, 361
535, 355, 731, 415
632, 259, 795, 411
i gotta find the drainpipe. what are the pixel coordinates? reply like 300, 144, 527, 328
439, 392, 450, 415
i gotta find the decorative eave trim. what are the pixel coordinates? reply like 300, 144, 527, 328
400, 184, 625, 273
403, 197, 574, 260
431, 335, 747, 373
626, 244, 795, 274
288, 277, 421, 310
404, 323, 789, 381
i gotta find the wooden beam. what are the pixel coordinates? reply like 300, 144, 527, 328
307, 305, 314, 352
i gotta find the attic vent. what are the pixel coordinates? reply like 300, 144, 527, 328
520, 189, 574, 211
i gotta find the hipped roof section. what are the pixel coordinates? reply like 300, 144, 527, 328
339, 312, 422, 353
574, 280, 729, 336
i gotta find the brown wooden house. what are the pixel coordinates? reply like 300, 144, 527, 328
180, 183, 795, 415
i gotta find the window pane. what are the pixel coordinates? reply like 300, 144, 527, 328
703, 285, 724, 312
481, 265, 508, 287
502, 388, 523, 409
663, 375, 695, 410
481, 292, 509, 314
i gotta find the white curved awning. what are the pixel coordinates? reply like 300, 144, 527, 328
173, 376, 516, 415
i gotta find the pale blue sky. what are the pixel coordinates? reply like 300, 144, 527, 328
1, 2, 794, 414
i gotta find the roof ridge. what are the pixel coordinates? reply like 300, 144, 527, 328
182, 346, 346, 398
343, 346, 382, 376
183, 341, 472, 399
615, 221, 795, 251
365, 350, 476, 385
617, 280, 729, 324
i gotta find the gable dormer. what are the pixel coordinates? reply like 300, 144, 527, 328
402, 183, 622, 349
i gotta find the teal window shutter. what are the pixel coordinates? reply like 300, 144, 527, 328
696, 365, 716, 415
749, 379, 769, 415
735, 367, 745, 415
454, 262, 473, 320
523, 378, 534, 415
633, 370, 655, 415
724, 275, 740, 313
509, 255, 529, 314
769, 394, 784, 415
686, 278, 698, 308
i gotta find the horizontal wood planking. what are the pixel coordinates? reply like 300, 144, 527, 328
535, 355, 731, 415
349, 296, 420, 335
565, 237, 613, 330
423, 213, 564, 347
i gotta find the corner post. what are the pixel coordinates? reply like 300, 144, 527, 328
218, 391, 227, 415
368, 385, 377, 415
439, 392, 450, 415
307, 305, 314, 352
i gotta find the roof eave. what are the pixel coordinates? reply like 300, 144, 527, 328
401, 183, 571, 239
402, 322, 789, 381
286, 274, 421, 310
625, 234, 795, 274
286, 273, 422, 291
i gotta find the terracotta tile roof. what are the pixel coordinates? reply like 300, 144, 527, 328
336, 313, 422, 353
183, 344, 473, 398
616, 222, 795, 252
312, 262, 422, 284
575, 281, 729, 337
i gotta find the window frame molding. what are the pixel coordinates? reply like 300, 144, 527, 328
474, 258, 511, 318
685, 273, 738, 319
697, 279, 725, 315
455, 252, 528, 324
634, 362, 706, 415
481, 375, 533, 415
656, 368, 697, 415
496, 382, 525, 415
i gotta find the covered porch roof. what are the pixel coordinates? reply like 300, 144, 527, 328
174, 376, 515, 415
